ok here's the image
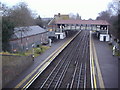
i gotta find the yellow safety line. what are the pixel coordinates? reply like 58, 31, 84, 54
23, 47, 65, 89
91, 40, 97, 89
15, 39, 68, 88
92, 39, 105, 89
23, 31, 81, 89
90, 30, 105, 89
15, 31, 81, 88
92, 57, 97, 89
90, 31, 97, 89
22, 62, 50, 89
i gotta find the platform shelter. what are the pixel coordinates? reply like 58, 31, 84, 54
48, 19, 110, 41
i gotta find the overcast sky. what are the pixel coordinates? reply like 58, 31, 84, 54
1, 0, 113, 19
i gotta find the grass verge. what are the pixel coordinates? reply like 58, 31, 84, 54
0, 45, 50, 57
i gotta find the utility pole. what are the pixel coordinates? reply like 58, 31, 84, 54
32, 43, 35, 61
21, 29, 23, 52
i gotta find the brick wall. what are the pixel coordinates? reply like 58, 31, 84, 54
10, 32, 48, 52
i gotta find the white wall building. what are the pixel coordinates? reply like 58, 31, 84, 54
99, 34, 110, 41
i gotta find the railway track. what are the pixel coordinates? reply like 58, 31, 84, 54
68, 30, 89, 89
28, 30, 90, 89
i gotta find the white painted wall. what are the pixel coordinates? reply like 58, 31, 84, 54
99, 34, 110, 41
55, 32, 66, 39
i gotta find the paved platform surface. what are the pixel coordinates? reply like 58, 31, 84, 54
92, 34, 118, 88
6, 37, 72, 88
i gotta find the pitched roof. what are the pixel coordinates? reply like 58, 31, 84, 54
12, 25, 47, 39
55, 20, 110, 25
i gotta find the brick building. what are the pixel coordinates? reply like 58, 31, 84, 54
10, 25, 48, 52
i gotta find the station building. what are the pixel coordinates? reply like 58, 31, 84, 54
47, 13, 70, 40
48, 13, 110, 42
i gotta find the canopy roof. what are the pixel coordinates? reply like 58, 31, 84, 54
55, 20, 110, 25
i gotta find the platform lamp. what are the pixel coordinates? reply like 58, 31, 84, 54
32, 43, 35, 61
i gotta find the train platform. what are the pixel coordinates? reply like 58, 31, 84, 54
5, 32, 78, 88
5, 30, 118, 89
91, 33, 118, 88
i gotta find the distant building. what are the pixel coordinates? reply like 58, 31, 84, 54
54, 13, 69, 21
10, 25, 48, 52
42, 18, 53, 22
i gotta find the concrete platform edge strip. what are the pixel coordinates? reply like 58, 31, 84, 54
90, 31, 94, 89
15, 30, 81, 89
90, 31, 105, 89
92, 38, 105, 89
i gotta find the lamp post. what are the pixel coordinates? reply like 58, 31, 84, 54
32, 43, 35, 61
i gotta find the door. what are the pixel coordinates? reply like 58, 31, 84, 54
103, 36, 106, 41
58, 34, 60, 39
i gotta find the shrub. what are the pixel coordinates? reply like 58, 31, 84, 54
35, 48, 41, 54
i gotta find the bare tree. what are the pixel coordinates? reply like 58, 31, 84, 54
35, 15, 44, 27
108, 1, 119, 15
76, 13, 81, 20
96, 1, 120, 40
88, 18, 93, 20
8, 2, 35, 27
69, 13, 82, 20
69, 13, 76, 19
0, 2, 9, 16
96, 10, 111, 22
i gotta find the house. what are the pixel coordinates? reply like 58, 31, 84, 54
10, 25, 48, 52
54, 13, 69, 21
